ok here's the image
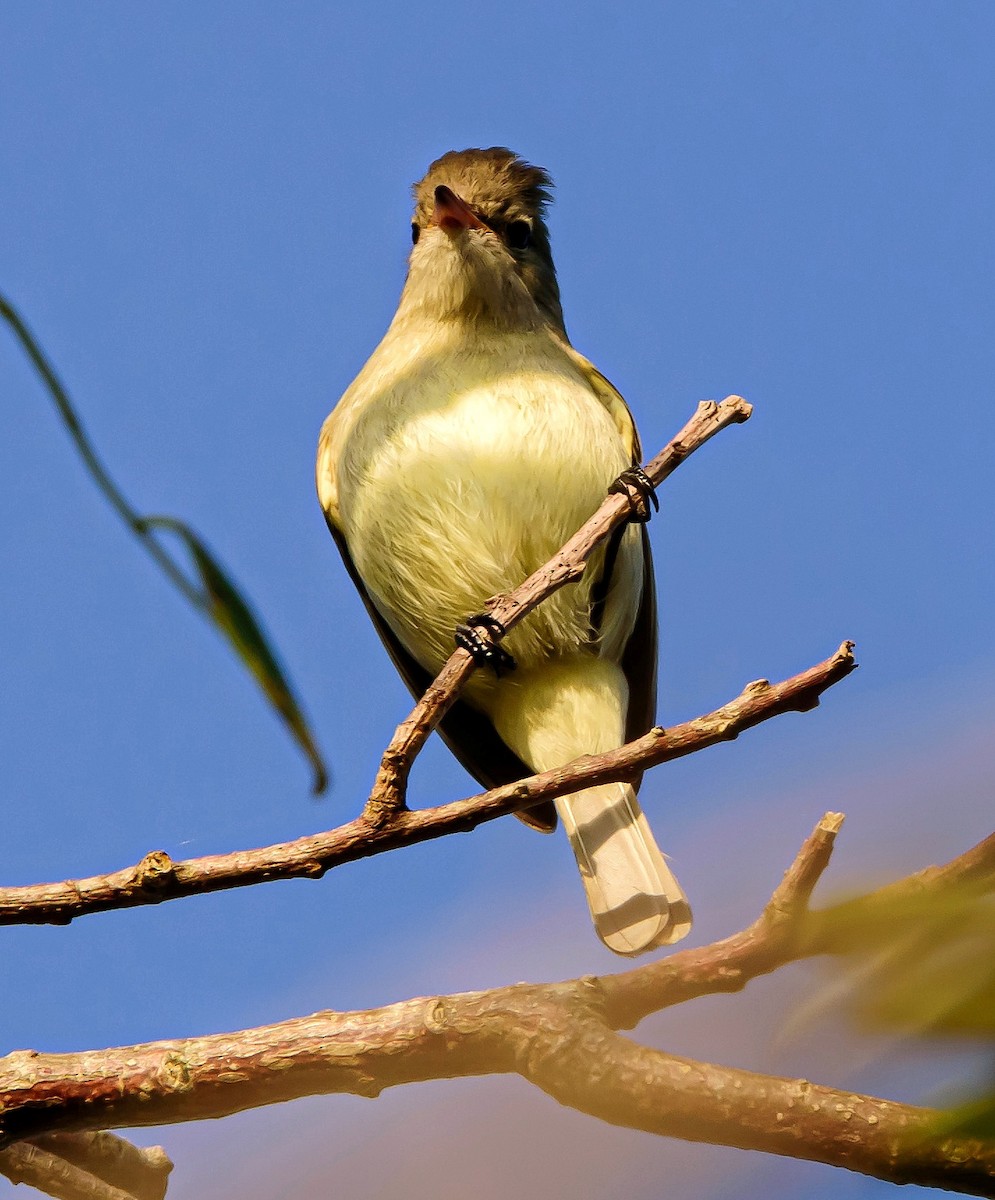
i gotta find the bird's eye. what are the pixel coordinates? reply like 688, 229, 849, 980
411, 223, 420, 245
506, 220, 532, 250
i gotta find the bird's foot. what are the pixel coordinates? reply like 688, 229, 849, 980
455, 614, 517, 676
609, 466, 659, 523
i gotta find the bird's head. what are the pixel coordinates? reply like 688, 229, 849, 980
399, 147, 565, 335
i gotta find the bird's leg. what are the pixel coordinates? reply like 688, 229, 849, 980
455, 613, 517, 676
609, 466, 659, 523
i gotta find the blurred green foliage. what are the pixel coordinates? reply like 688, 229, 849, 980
828, 883, 995, 1140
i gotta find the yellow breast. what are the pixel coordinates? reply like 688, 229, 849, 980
324, 322, 640, 681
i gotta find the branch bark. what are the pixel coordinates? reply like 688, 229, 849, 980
3, 823, 993, 1195
0, 643, 854, 928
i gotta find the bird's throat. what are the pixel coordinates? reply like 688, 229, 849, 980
397, 232, 545, 332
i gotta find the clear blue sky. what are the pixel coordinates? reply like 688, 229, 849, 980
2, 3, 993, 1197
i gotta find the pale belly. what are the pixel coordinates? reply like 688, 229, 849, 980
338, 356, 638, 677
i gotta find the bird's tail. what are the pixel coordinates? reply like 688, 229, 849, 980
487, 656, 692, 956
555, 780, 691, 956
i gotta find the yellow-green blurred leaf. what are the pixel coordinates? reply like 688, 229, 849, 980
821, 882, 995, 1146
932, 1092, 995, 1140
828, 889, 995, 1038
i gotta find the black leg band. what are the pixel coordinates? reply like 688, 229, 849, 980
455, 613, 517, 676
609, 466, 659, 523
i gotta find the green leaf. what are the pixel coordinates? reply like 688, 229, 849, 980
2, 290, 329, 793
140, 517, 329, 794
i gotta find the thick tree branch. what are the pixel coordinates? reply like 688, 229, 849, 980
529, 1027, 995, 1195
2, 826, 992, 1195
532, 1022, 993, 1190
0, 644, 853, 928
365, 394, 753, 821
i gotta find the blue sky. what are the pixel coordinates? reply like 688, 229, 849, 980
2, 3, 993, 1197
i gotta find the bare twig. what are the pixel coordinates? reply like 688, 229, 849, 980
365, 394, 753, 821
0, 1131, 170, 1200
0, 645, 853, 928
0, 1142, 134, 1200
600, 811, 850, 1028
765, 811, 846, 918
26, 1134, 172, 1200
2, 826, 993, 1195
601, 816, 995, 1030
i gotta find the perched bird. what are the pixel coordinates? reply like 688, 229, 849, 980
317, 148, 691, 955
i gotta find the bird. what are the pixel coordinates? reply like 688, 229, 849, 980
316, 147, 692, 955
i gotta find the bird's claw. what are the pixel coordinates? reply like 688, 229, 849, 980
609, 466, 659, 523
455, 614, 517, 676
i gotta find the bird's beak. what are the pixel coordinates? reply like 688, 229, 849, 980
433, 185, 488, 235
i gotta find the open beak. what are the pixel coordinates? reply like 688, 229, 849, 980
433, 185, 488, 235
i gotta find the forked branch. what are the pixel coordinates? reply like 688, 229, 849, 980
3, 822, 993, 1195
0, 644, 853, 928
1, 395, 854, 934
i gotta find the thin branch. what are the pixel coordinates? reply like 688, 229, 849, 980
1, 827, 993, 1195
365, 394, 753, 821
2, 393, 808, 933
0, 643, 853, 928
0, 1130, 170, 1200
600, 817, 995, 1030
767, 811, 846, 914
600, 811, 851, 1028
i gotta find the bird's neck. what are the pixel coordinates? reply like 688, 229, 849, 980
392, 238, 546, 335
